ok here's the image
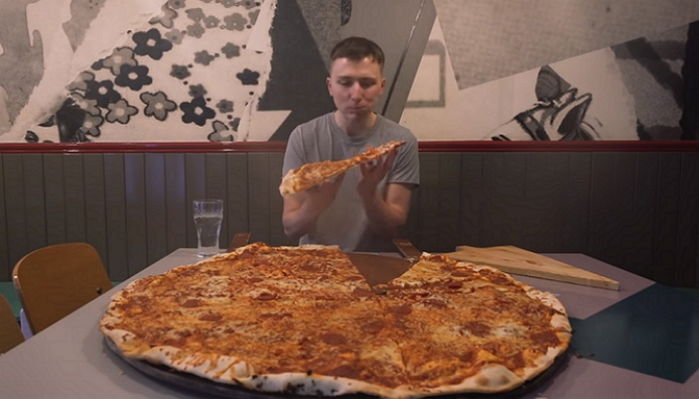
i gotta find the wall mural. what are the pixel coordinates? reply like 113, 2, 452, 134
3, 0, 279, 143
401, 20, 639, 140
0, 0, 697, 143
401, 2, 699, 141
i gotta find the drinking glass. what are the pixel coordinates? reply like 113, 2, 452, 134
193, 199, 223, 257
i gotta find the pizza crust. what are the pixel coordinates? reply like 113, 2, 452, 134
413, 364, 523, 397
236, 372, 405, 398
142, 346, 252, 380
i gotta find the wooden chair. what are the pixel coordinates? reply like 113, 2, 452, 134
0, 294, 24, 354
12, 243, 112, 334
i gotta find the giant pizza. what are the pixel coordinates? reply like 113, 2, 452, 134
101, 243, 571, 398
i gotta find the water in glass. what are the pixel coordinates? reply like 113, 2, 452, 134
193, 199, 223, 257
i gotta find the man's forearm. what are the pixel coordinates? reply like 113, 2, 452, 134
361, 188, 410, 238
282, 201, 323, 239
282, 181, 342, 239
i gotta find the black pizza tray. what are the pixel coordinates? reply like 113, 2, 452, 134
105, 337, 569, 399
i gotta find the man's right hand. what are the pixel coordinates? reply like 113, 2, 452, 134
282, 174, 344, 238
307, 173, 345, 210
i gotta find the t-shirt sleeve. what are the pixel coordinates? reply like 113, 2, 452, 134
389, 134, 420, 186
282, 127, 306, 175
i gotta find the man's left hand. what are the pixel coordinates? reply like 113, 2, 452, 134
357, 149, 397, 201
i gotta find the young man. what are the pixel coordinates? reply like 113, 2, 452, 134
281, 36, 419, 252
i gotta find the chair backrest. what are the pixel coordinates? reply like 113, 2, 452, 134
12, 242, 112, 334
0, 294, 24, 354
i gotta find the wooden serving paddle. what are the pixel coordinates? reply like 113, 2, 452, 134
445, 245, 620, 290
227, 232, 252, 252
392, 238, 423, 262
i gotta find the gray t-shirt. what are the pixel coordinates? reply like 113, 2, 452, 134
282, 112, 420, 252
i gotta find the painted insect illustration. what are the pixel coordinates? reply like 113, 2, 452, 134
488, 65, 600, 141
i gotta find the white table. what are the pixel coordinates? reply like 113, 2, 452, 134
0, 249, 696, 399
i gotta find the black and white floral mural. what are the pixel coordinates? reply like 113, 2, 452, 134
0, 0, 698, 142
1, 0, 278, 143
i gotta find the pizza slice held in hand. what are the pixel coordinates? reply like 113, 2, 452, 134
279, 141, 405, 196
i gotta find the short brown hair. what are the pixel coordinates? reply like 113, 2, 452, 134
330, 36, 385, 71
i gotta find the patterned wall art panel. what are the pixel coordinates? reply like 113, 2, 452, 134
401, 14, 699, 141
0, 0, 161, 141
196, 0, 434, 142
255, 0, 336, 142
434, 0, 699, 90
0, 0, 697, 142
0, 0, 430, 143
1, 0, 280, 143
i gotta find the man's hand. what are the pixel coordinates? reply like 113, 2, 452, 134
282, 174, 344, 239
356, 149, 412, 238
306, 174, 345, 210
357, 149, 396, 202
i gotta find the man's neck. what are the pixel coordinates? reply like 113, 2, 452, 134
334, 111, 377, 137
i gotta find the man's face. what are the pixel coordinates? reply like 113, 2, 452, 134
327, 56, 386, 120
